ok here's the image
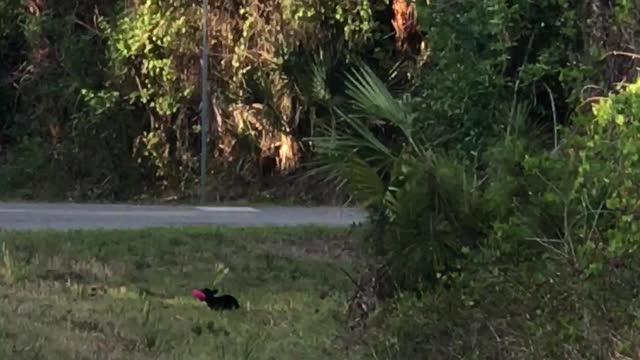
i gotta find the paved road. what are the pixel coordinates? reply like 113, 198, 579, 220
0, 202, 366, 231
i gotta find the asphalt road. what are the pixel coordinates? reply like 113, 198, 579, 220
0, 202, 366, 231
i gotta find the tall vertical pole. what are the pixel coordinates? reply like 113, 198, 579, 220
200, 0, 209, 205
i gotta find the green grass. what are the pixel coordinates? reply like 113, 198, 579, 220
0, 226, 368, 359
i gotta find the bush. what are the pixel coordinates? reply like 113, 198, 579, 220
572, 78, 640, 259
309, 64, 492, 289
413, 0, 590, 152
0, 137, 51, 198
381, 152, 488, 288
366, 247, 640, 359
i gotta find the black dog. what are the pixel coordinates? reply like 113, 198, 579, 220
192, 288, 240, 311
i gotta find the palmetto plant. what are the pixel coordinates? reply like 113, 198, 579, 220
308, 63, 485, 287
308, 64, 419, 211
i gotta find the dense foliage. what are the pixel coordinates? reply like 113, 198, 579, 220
0, 0, 393, 201
308, 0, 640, 357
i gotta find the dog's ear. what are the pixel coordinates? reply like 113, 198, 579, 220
202, 288, 216, 298
211, 288, 219, 295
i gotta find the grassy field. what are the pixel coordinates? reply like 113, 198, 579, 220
0, 226, 367, 359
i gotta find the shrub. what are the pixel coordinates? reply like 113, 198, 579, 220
573, 79, 640, 259
366, 247, 640, 359
309, 64, 489, 289
0, 137, 50, 198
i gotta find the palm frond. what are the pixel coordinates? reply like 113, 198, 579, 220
343, 63, 425, 152
333, 107, 393, 159
310, 53, 331, 103
344, 64, 413, 132
304, 62, 424, 211
346, 155, 386, 208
